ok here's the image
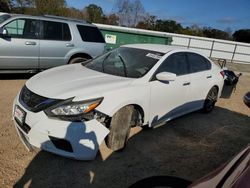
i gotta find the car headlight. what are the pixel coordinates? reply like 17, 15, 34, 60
45, 97, 103, 121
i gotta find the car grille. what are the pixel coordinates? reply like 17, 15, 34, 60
19, 85, 62, 112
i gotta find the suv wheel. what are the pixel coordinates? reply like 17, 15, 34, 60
69, 57, 88, 64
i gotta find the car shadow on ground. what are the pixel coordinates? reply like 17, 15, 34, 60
0, 73, 35, 80
13, 106, 250, 188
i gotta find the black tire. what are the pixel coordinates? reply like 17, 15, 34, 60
244, 92, 250, 108
203, 87, 218, 113
68, 57, 88, 64
129, 176, 192, 188
141, 124, 152, 130
106, 105, 134, 151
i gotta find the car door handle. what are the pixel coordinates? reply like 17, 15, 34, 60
66, 43, 74, 47
183, 82, 191, 86
25, 41, 36, 45
207, 75, 212, 79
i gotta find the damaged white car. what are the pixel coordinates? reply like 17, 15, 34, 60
13, 44, 224, 160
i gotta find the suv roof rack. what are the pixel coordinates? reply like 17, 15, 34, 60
43, 15, 88, 24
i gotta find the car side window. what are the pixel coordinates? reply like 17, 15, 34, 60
42, 21, 71, 41
187, 53, 211, 73
4, 19, 40, 39
157, 53, 189, 76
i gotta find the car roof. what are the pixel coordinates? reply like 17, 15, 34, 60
4, 13, 93, 26
122, 44, 188, 54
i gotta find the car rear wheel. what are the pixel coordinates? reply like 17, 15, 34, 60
106, 105, 134, 151
69, 57, 88, 64
203, 87, 218, 113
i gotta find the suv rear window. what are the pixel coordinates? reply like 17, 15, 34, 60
42, 21, 71, 41
77, 25, 105, 43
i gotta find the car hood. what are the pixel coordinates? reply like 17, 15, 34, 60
26, 64, 133, 100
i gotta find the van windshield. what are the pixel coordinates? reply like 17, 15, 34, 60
0, 14, 11, 24
84, 47, 164, 78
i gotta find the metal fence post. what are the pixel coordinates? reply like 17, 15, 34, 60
210, 41, 215, 58
231, 44, 237, 63
187, 38, 191, 48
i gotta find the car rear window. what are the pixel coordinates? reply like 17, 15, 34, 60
42, 21, 71, 41
77, 25, 105, 43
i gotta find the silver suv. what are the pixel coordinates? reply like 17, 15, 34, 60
0, 13, 106, 73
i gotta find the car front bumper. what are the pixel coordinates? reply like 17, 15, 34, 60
12, 94, 110, 160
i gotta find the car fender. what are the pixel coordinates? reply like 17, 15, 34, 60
65, 48, 93, 63
96, 86, 150, 124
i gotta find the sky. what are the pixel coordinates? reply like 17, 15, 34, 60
66, 0, 250, 32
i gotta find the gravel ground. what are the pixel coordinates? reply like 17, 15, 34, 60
0, 69, 249, 188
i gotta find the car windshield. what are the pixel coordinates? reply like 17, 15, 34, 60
84, 47, 164, 78
0, 14, 11, 24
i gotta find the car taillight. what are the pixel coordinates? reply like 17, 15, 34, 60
220, 71, 225, 78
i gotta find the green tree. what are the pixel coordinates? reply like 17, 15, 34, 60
186, 25, 204, 37
61, 7, 88, 20
136, 15, 156, 30
203, 27, 231, 40
35, 0, 66, 15
103, 13, 119, 25
154, 19, 183, 33
233, 29, 250, 43
84, 4, 104, 23
179, 27, 197, 36
0, 0, 11, 12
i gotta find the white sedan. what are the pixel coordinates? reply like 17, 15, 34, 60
13, 44, 224, 160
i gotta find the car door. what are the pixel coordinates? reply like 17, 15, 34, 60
186, 52, 213, 109
0, 18, 40, 69
39, 20, 72, 69
149, 52, 191, 126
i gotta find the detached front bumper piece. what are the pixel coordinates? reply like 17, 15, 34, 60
12, 95, 109, 160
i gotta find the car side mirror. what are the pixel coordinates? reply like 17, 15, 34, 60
0, 27, 9, 38
156, 72, 176, 82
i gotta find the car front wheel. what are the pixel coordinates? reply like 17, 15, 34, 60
106, 105, 134, 151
